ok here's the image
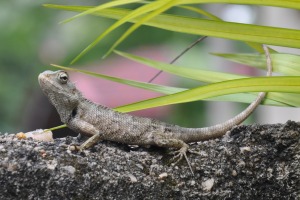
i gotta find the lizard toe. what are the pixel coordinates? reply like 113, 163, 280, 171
188, 149, 202, 155
169, 150, 184, 165
169, 147, 194, 176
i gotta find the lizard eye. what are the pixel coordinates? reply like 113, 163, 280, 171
58, 71, 69, 84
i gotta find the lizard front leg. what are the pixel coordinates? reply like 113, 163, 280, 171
152, 132, 194, 175
79, 133, 102, 150
68, 118, 103, 150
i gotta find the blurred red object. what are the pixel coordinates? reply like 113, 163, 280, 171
71, 47, 173, 118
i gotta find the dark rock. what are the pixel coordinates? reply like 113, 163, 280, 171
0, 121, 299, 199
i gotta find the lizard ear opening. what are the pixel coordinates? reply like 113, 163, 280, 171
58, 71, 69, 84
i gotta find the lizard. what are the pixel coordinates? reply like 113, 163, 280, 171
38, 45, 272, 175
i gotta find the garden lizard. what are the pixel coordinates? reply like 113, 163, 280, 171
38, 45, 272, 174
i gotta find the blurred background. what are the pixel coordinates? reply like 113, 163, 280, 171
1, 0, 300, 136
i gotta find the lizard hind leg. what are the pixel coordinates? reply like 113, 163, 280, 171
153, 134, 194, 175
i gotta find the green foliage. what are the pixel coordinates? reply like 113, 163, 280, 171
115, 76, 300, 112
114, 51, 300, 108
45, 4, 300, 58
44, 1, 300, 112
213, 53, 300, 75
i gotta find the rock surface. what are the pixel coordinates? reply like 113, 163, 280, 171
0, 121, 299, 199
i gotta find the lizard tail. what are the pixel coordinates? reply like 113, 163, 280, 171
180, 45, 272, 143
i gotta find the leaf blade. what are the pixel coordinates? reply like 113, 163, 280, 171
213, 53, 300, 76
116, 76, 300, 112
44, 5, 300, 49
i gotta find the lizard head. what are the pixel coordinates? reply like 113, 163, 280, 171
38, 70, 82, 122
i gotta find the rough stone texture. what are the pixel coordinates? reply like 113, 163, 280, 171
0, 121, 299, 199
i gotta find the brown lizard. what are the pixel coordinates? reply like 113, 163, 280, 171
38, 45, 272, 174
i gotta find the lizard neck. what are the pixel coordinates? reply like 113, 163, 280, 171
47, 91, 82, 124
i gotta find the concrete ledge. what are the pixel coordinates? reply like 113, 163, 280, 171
0, 121, 299, 199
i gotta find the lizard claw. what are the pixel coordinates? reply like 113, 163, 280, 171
169, 146, 194, 176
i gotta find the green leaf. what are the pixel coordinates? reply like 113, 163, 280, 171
178, 5, 221, 20
267, 93, 300, 107
115, 50, 245, 82
67, 1, 168, 63
177, 5, 277, 53
103, 0, 178, 58
176, 0, 300, 10
44, 5, 300, 49
213, 53, 300, 76
60, 0, 143, 24
206, 93, 291, 107
115, 76, 300, 112
46, 124, 67, 131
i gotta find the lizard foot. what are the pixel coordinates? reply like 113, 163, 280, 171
68, 144, 82, 152
152, 136, 194, 175
68, 133, 102, 152
169, 146, 194, 175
